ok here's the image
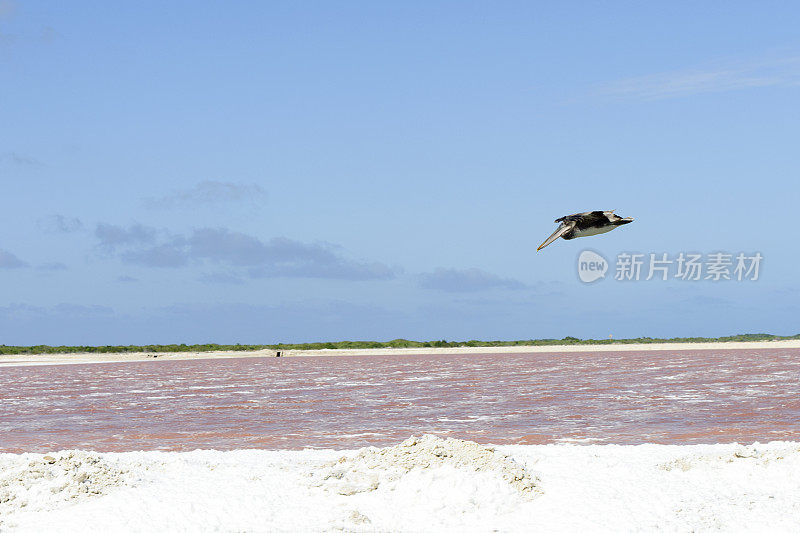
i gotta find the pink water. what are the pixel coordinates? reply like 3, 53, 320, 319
2, 349, 799, 452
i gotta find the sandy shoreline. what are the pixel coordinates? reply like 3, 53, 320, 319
1, 339, 799, 367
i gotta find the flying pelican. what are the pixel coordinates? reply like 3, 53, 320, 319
537, 210, 634, 251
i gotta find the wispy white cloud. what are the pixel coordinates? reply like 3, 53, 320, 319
418, 267, 526, 292
199, 271, 245, 285
0, 303, 114, 321
144, 181, 266, 209
37, 215, 84, 234
95, 223, 157, 250
2, 152, 41, 165
39, 25, 62, 43
38, 262, 68, 271
600, 56, 800, 100
0, 249, 27, 268
93, 223, 397, 281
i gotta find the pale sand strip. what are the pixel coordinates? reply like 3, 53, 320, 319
1, 340, 799, 367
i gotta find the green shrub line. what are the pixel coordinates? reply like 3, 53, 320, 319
1, 333, 798, 355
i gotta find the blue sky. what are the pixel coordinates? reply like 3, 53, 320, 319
2, 1, 799, 345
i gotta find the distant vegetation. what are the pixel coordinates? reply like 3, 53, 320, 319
1, 333, 798, 355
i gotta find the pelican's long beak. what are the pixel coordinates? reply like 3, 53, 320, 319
537, 224, 569, 251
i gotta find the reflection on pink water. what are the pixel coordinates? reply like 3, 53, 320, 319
2, 349, 799, 452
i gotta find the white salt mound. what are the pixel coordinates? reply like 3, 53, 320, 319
0, 451, 131, 523
659, 443, 800, 471
310, 434, 541, 498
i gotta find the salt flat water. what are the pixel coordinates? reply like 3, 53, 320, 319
2, 349, 799, 452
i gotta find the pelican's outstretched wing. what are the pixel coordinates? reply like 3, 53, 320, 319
537, 221, 575, 251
